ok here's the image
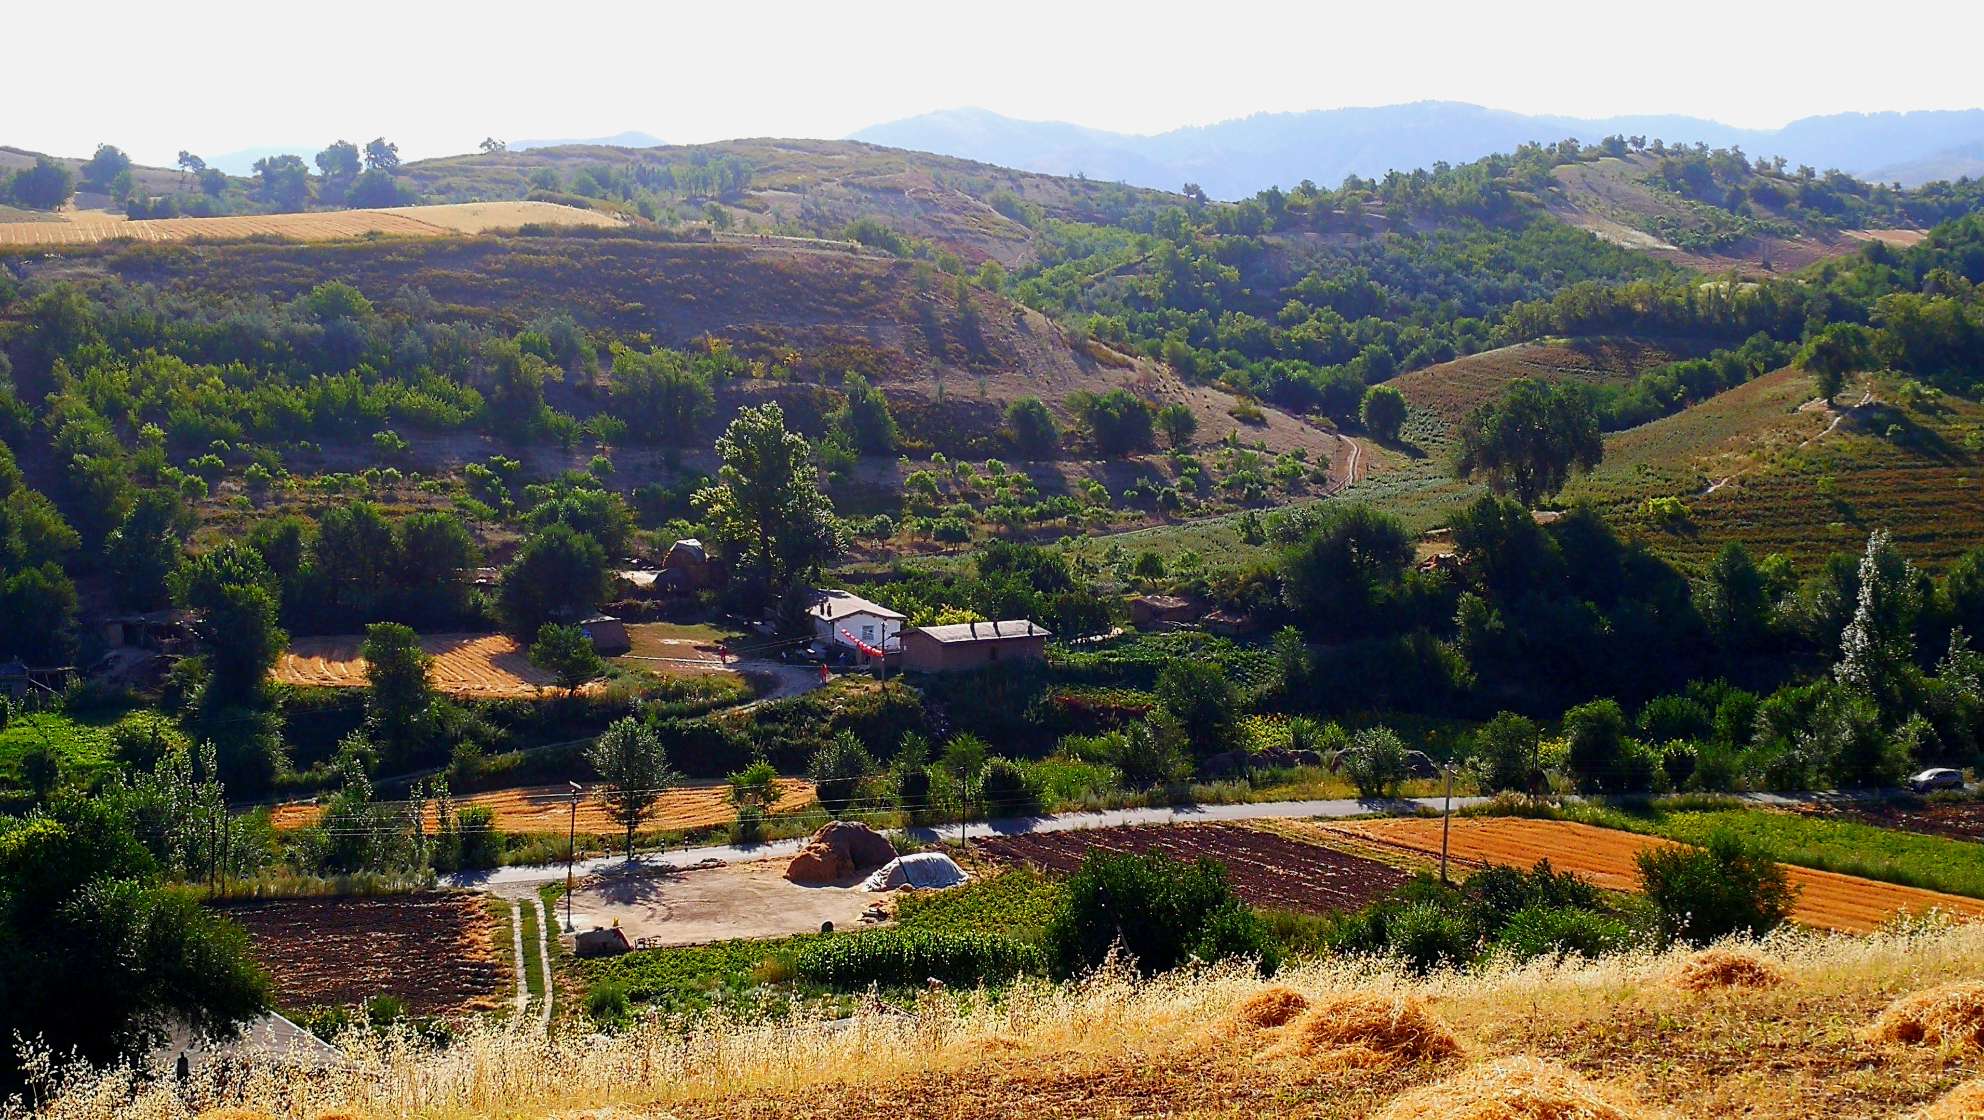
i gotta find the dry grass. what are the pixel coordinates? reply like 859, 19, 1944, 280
1670, 946, 1785, 992
272, 633, 599, 699
0, 201, 618, 247
1264, 993, 1461, 1067
26, 922, 1984, 1119
1375, 1056, 1659, 1120
269, 780, 815, 835
1866, 983, 1984, 1050
1908, 1079, 1984, 1119
1222, 985, 1310, 1031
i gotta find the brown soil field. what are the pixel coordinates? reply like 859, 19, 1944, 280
1803, 799, 1984, 843
268, 779, 815, 834
0, 200, 618, 247
216, 892, 505, 1016
272, 632, 595, 698
974, 823, 1410, 914
1333, 817, 1984, 933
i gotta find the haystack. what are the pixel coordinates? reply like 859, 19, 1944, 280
1376, 1056, 1660, 1120
1670, 947, 1784, 992
1266, 992, 1459, 1066
1865, 982, 1984, 1049
1908, 1080, 1984, 1120
1223, 985, 1311, 1032
785, 821, 898, 884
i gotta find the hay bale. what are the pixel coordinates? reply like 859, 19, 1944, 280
1267, 992, 1460, 1066
1866, 983, 1984, 1050
785, 821, 897, 884
1226, 985, 1311, 1031
1377, 1056, 1660, 1119
1908, 1080, 1984, 1120
1670, 947, 1784, 992
195, 1111, 272, 1120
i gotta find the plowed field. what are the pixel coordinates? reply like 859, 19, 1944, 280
974, 823, 1409, 914
217, 892, 505, 1016
1333, 816, 1984, 933
273, 632, 596, 698
270, 779, 816, 834
0, 200, 620, 247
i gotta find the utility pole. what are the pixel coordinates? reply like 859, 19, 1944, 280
565, 781, 581, 933
1439, 761, 1455, 886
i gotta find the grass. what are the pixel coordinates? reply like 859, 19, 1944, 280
59, 919, 1984, 1119
0, 704, 139, 790
1543, 800, 1984, 900
895, 866, 1063, 940
517, 896, 546, 1003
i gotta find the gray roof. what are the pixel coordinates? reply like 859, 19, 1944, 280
911, 619, 1050, 644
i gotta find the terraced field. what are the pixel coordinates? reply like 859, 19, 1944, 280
273, 632, 595, 698
1332, 816, 1984, 933
0, 200, 620, 246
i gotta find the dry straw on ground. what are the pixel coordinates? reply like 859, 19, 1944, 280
1375, 1056, 1660, 1120
1865, 982, 1984, 1049
1264, 993, 1461, 1067
1907, 1079, 1984, 1119
1222, 985, 1311, 1031
1670, 946, 1786, 992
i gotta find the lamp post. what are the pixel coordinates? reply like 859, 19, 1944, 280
565, 781, 581, 933
1439, 761, 1455, 886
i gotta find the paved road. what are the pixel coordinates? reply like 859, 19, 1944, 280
446, 787, 1904, 892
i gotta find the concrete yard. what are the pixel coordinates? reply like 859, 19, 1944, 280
560, 857, 886, 948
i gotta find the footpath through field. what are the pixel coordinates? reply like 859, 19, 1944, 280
1334, 816, 1984, 933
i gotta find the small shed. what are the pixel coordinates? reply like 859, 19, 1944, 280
580, 615, 631, 655
574, 926, 633, 958
660, 538, 717, 591
1127, 594, 1204, 629
899, 619, 1050, 674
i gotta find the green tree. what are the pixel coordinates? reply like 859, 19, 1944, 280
499, 524, 609, 634
586, 717, 680, 859
1278, 503, 1413, 634
809, 730, 877, 816
835, 374, 898, 454
693, 403, 844, 607
609, 347, 714, 442
1360, 383, 1408, 441
313, 501, 395, 622
1155, 660, 1239, 757
1470, 711, 1542, 793
1005, 397, 1060, 457
1835, 528, 1922, 722
0, 563, 78, 664
1108, 715, 1192, 788
1155, 402, 1198, 448
363, 137, 401, 172
530, 622, 605, 694
314, 140, 361, 183
1046, 850, 1276, 977
103, 489, 192, 611
0, 796, 270, 1090
251, 154, 311, 210
171, 543, 286, 706
1635, 831, 1795, 946
1069, 389, 1155, 456
1698, 542, 1773, 654
79, 144, 133, 190
1454, 379, 1603, 507
1562, 698, 1648, 793
361, 622, 435, 767
7, 156, 75, 209
1797, 322, 1874, 404
392, 511, 478, 624
1342, 726, 1411, 798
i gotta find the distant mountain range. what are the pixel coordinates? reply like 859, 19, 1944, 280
849, 103, 1984, 199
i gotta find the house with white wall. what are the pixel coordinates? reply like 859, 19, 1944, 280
805, 589, 906, 658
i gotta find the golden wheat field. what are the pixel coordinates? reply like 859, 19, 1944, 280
272, 633, 604, 699
267, 779, 817, 834
29, 921, 1984, 1120
0, 201, 621, 247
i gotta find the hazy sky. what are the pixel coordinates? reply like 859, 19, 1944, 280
11, 0, 1983, 166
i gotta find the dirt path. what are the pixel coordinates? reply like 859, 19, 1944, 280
1331, 817, 1984, 933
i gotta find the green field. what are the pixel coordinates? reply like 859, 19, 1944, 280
0, 706, 142, 790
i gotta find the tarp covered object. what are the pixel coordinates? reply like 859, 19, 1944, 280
862, 851, 970, 892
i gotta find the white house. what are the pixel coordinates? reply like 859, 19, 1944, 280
806, 589, 905, 657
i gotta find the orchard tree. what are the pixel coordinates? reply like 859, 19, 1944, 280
1454, 378, 1603, 507
1005, 397, 1060, 457
1360, 384, 1408, 442
361, 622, 435, 765
693, 403, 845, 608
530, 622, 605, 695
499, 523, 609, 633
587, 717, 680, 859
1797, 322, 1875, 404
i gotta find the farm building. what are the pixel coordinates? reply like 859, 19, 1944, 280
1127, 594, 1205, 629
580, 615, 631, 654
899, 619, 1050, 673
806, 590, 905, 659
658, 538, 720, 592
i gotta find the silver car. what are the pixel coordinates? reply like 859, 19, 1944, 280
1908, 768, 1965, 793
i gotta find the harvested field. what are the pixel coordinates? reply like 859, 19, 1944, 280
1805, 799, 1984, 843
269, 779, 815, 834
1333, 817, 1984, 933
273, 632, 598, 698
216, 892, 505, 1017
973, 823, 1409, 914
0, 200, 619, 247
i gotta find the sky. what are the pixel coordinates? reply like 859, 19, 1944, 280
10, 0, 1984, 167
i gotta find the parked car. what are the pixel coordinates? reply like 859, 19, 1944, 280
1907, 767, 1966, 793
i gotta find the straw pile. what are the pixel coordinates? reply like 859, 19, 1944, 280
1669, 946, 1784, 992
1376, 1056, 1661, 1119
1907, 1080, 1984, 1119
1265, 992, 1460, 1066
1865, 982, 1984, 1049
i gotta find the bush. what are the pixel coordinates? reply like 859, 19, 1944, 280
1046, 850, 1278, 977
1636, 830, 1795, 946
1342, 726, 1410, 799
979, 757, 1041, 818
1493, 905, 1639, 962
793, 928, 1043, 989
1564, 698, 1646, 793
808, 731, 876, 816
585, 980, 631, 1026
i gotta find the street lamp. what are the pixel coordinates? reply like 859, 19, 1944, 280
565, 781, 582, 933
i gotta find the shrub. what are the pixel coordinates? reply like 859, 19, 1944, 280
1343, 726, 1410, 799
793, 928, 1043, 989
1046, 850, 1277, 977
1636, 831, 1795, 946
1381, 901, 1476, 973
1564, 698, 1643, 793
808, 731, 876, 816
1493, 905, 1639, 962
585, 980, 631, 1026
979, 757, 1041, 818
